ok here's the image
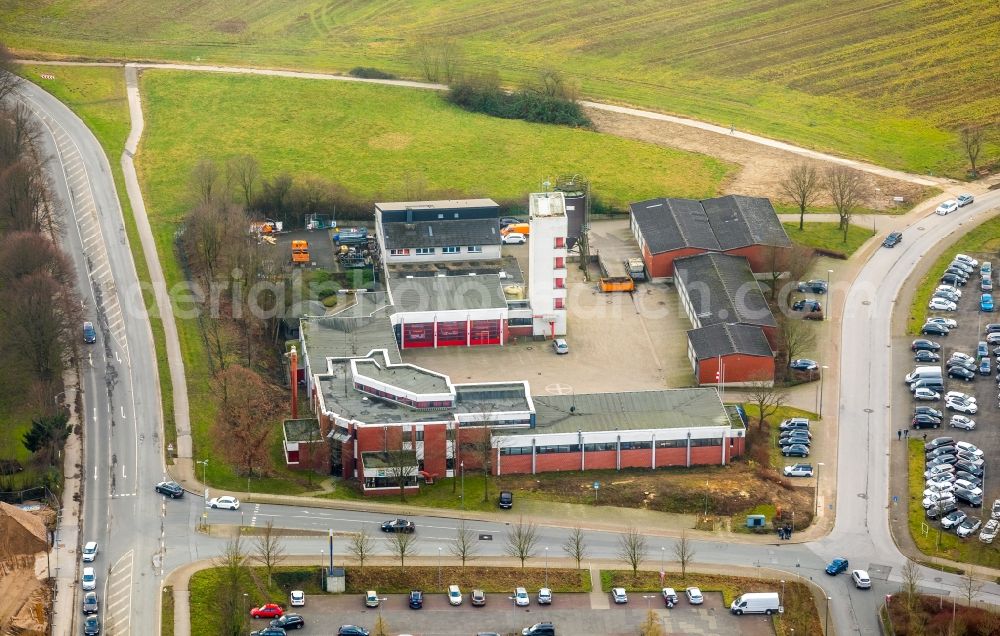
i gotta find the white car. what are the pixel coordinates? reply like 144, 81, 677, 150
925, 464, 956, 480
957, 517, 983, 538
957, 194, 975, 207
82, 541, 99, 563
956, 254, 979, 267
934, 288, 963, 299
927, 315, 959, 326
514, 587, 530, 606
685, 587, 704, 604
936, 200, 959, 215
955, 441, 983, 457
923, 482, 954, 497
945, 391, 976, 403
980, 519, 999, 543
928, 298, 957, 311
290, 590, 305, 607
946, 399, 978, 414
611, 587, 628, 604
852, 570, 872, 589
82, 566, 97, 591
783, 463, 814, 477
502, 232, 526, 245
953, 480, 983, 497
926, 473, 956, 487
448, 584, 463, 606
537, 588, 552, 604
914, 387, 941, 401
207, 496, 240, 510
950, 415, 976, 430
922, 492, 956, 510
951, 353, 975, 365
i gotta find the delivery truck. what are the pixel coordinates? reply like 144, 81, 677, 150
730, 592, 781, 615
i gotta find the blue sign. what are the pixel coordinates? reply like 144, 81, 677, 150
593, 481, 600, 490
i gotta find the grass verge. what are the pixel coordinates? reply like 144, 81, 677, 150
782, 222, 873, 259
346, 566, 590, 594
160, 585, 174, 636
907, 214, 1000, 335
906, 439, 1000, 569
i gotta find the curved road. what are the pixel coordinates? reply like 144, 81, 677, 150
16, 68, 1000, 636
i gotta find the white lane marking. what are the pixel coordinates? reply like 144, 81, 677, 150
120, 405, 125, 419
92, 407, 97, 421
94, 466, 97, 480
121, 465, 125, 479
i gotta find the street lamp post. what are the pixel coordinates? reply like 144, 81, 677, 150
460, 461, 465, 510
825, 596, 832, 634
780, 579, 785, 605
197, 459, 208, 488
819, 365, 829, 418
545, 547, 549, 587
825, 269, 833, 321
438, 547, 443, 589
660, 546, 665, 574
815, 462, 825, 516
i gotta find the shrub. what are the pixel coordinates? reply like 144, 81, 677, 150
348, 67, 397, 80
446, 74, 591, 128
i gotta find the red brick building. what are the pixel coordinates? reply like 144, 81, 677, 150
629, 195, 791, 280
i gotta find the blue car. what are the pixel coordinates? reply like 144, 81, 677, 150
982, 294, 994, 312
826, 557, 849, 575
981, 358, 991, 376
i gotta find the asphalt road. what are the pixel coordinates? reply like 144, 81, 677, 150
18, 79, 173, 636
19, 70, 1000, 636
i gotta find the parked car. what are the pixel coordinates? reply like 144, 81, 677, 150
936, 200, 959, 215
926, 445, 956, 459
983, 294, 995, 312
955, 461, 984, 477
916, 407, 944, 419
924, 465, 956, 481
882, 232, 902, 247
537, 588, 552, 605
208, 496, 240, 510
929, 297, 958, 311
552, 338, 569, 354
932, 290, 959, 304
957, 517, 983, 538
953, 480, 983, 496
83, 321, 97, 344
950, 415, 976, 430
789, 358, 819, 371
911, 339, 941, 352
980, 519, 999, 543
471, 589, 486, 607
83, 616, 101, 636
797, 280, 828, 294
956, 254, 979, 267
686, 587, 704, 604
948, 366, 976, 381
779, 418, 810, 431
946, 398, 977, 414
947, 358, 976, 372
82, 591, 98, 614
250, 604, 284, 619
289, 591, 305, 607
270, 614, 306, 630
783, 463, 814, 477
250, 629, 286, 636
914, 388, 941, 401
502, 232, 526, 245
926, 499, 959, 519
514, 587, 530, 606
955, 441, 983, 457
448, 585, 463, 606
921, 323, 950, 337
500, 216, 522, 227
914, 350, 941, 363
950, 260, 975, 274
992, 500, 1000, 521
939, 275, 966, 288
792, 299, 822, 312
986, 324, 1000, 334
82, 541, 99, 563
983, 279, 994, 292
852, 570, 872, 589
953, 352, 977, 364
611, 587, 628, 604
82, 567, 97, 591
912, 414, 942, 429
408, 590, 423, 609
941, 510, 969, 530
364, 591, 379, 608
955, 471, 982, 488
521, 623, 555, 636
927, 317, 958, 328
922, 493, 956, 510
987, 332, 1000, 345
661, 588, 679, 606
338, 626, 370, 636
499, 491, 514, 509
980, 359, 991, 375
946, 391, 976, 403
381, 518, 415, 533
926, 455, 957, 468
825, 557, 849, 575
925, 436, 955, 450
944, 268, 969, 282
957, 194, 975, 207
781, 444, 809, 457
155, 481, 184, 498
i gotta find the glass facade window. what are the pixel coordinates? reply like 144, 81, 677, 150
467, 246, 482, 253
620, 441, 652, 450
499, 446, 533, 456
536, 444, 580, 454
690, 438, 723, 447
583, 442, 617, 452
415, 247, 434, 255
656, 439, 687, 449
442, 246, 459, 254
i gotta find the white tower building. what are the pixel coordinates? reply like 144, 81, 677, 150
528, 191, 568, 337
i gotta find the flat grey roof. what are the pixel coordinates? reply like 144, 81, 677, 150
506, 389, 731, 435
376, 199, 499, 212
301, 297, 401, 372
354, 359, 451, 395
283, 418, 322, 443
674, 253, 777, 328
382, 218, 501, 249
387, 256, 524, 286
688, 322, 774, 359
390, 274, 508, 313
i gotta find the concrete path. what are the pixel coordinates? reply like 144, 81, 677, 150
121, 63, 192, 460
48, 372, 81, 636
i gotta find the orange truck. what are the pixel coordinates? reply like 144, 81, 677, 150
290, 240, 310, 265
599, 276, 635, 292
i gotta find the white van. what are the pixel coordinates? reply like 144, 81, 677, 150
730, 592, 781, 615
905, 366, 943, 384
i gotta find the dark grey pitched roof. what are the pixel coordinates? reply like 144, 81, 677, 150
673, 253, 777, 328
687, 323, 774, 360
382, 219, 500, 249
629, 195, 789, 254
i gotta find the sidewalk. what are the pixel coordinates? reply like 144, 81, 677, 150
49, 372, 82, 636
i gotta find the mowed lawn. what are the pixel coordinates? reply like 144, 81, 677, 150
136, 70, 733, 223
6, 0, 998, 175
782, 222, 873, 259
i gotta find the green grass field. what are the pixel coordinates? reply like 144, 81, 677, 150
907, 213, 1000, 334
6, 1, 999, 176
782, 222, 873, 259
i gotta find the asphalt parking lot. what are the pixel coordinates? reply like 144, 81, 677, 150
902, 250, 999, 524
284, 590, 774, 636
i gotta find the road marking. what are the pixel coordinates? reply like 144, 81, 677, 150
103, 550, 133, 636
120, 405, 125, 419
94, 466, 97, 480
121, 465, 126, 479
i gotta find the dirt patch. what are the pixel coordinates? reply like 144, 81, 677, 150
0, 503, 47, 560
586, 107, 933, 211
368, 132, 412, 151
213, 20, 247, 34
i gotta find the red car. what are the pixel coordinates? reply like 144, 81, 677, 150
250, 603, 284, 619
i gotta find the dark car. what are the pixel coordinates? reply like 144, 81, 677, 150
499, 490, 513, 509
913, 414, 942, 429
955, 461, 984, 477
825, 557, 849, 575
948, 358, 977, 372
955, 471, 983, 488
921, 323, 950, 336
83, 616, 101, 636
948, 367, 976, 381
915, 407, 943, 419
781, 444, 809, 457
155, 481, 184, 498
925, 436, 955, 451
338, 627, 370, 636
914, 350, 941, 363
927, 455, 958, 467
251, 629, 287, 636
779, 418, 810, 431
500, 217, 522, 227
779, 436, 811, 447
954, 488, 983, 507
985, 324, 1000, 334
910, 379, 945, 393
926, 499, 959, 519
797, 280, 829, 294
944, 268, 969, 282
941, 274, 967, 287
270, 614, 305, 630
926, 445, 956, 459
83, 321, 97, 344
380, 518, 415, 533
883, 232, 902, 248
792, 299, 822, 312
789, 358, 819, 371
522, 623, 556, 636
82, 591, 98, 614
408, 590, 423, 609
980, 359, 991, 376
911, 339, 941, 352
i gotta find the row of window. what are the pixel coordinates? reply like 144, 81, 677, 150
353, 383, 454, 409
498, 438, 723, 455
389, 246, 484, 256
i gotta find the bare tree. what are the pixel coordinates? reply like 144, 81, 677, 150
412, 38, 463, 83
561, 526, 588, 570
743, 374, 787, 430
385, 530, 418, 568
900, 560, 921, 615
980, 607, 1000, 636
228, 155, 259, 208
617, 527, 647, 578
211, 365, 281, 476
191, 158, 220, 206
449, 521, 478, 566
639, 609, 665, 636
348, 528, 375, 571
780, 163, 821, 231
0, 42, 22, 102
823, 166, 868, 243
254, 520, 286, 588
960, 126, 984, 176
672, 532, 695, 580
778, 316, 818, 378
215, 535, 249, 636
504, 517, 539, 568
381, 447, 417, 502
373, 615, 391, 636
960, 566, 983, 605
183, 200, 247, 281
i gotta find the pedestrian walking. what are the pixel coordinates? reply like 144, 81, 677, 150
923, 433, 928, 442
904, 429, 909, 439
897, 430, 902, 440
729, 123, 734, 135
